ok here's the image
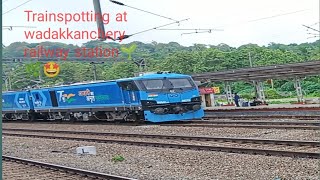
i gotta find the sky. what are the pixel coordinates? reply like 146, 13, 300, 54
2, 0, 320, 47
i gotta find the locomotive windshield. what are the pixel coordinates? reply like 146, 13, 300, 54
168, 78, 193, 89
142, 79, 164, 90
139, 78, 195, 92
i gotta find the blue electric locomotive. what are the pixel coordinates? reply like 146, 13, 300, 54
2, 72, 204, 122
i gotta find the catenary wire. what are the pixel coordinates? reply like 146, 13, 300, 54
115, 18, 189, 40
109, 0, 179, 22
3, 0, 33, 15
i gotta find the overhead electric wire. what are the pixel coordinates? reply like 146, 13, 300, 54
307, 35, 319, 39
307, 33, 319, 35
303, 22, 319, 39
157, 10, 308, 36
3, 26, 36, 28
156, 28, 224, 36
157, 28, 223, 35
109, 0, 179, 22
131, 18, 190, 36
102, 0, 190, 40
216, 9, 309, 29
246, 9, 308, 23
157, 9, 309, 36
3, 26, 36, 31
310, 22, 319, 26
115, 18, 190, 40
181, 30, 212, 36
303, 24, 320, 33
157, 28, 224, 31
3, 0, 33, 15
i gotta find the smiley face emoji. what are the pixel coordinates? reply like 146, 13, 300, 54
44, 62, 60, 78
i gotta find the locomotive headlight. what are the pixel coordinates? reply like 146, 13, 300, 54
192, 104, 201, 111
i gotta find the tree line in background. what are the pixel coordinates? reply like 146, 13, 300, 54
2, 40, 320, 99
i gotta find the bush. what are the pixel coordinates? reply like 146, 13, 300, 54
240, 93, 254, 100
311, 91, 320, 97
280, 81, 295, 92
232, 82, 253, 94
112, 155, 125, 162
304, 83, 320, 94
265, 89, 283, 99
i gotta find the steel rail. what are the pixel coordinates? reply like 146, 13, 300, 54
3, 132, 320, 159
204, 115, 320, 120
161, 124, 320, 130
204, 107, 320, 112
186, 120, 320, 126
2, 155, 137, 180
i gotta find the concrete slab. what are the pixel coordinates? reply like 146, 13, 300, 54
76, 146, 97, 155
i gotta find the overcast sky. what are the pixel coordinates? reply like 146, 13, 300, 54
2, 0, 319, 47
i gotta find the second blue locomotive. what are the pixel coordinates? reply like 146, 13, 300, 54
2, 72, 204, 122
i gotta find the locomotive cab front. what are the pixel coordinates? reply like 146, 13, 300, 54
131, 73, 204, 122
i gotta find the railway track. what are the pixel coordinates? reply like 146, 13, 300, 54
3, 119, 320, 130
3, 128, 320, 159
2, 155, 136, 180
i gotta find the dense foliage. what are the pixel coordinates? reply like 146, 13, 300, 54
2, 40, 320, 98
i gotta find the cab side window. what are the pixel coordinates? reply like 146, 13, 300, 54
118, 81, 139, 91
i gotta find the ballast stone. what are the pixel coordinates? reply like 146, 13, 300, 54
76, 146, 96, 155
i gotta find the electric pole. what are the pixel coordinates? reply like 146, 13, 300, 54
249, 52, 258, 99
93, 63, 97, 81
36, 45, 42, 83
90, 62, 104, 81
249, 52, 253, 67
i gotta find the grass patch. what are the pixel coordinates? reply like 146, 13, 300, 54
112, 155, 125, 162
